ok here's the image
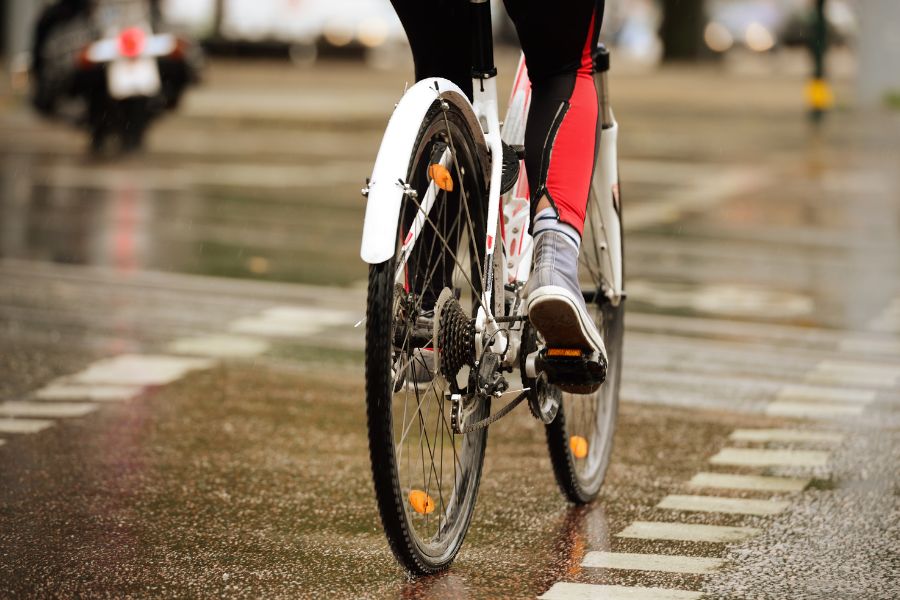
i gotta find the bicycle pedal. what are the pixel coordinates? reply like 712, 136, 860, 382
539, 348, 607, 393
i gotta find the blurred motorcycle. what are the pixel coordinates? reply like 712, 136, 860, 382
32, 0, 201, 154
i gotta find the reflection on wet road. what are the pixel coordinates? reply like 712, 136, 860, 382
2, 59, 900, 598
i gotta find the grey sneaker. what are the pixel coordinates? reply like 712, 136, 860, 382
526, 231, 607, 363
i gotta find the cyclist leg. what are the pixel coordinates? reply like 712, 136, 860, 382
506, 0, 609, 373
389, 0, 474, 99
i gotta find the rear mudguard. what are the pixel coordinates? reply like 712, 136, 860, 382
360, 78, 487, 265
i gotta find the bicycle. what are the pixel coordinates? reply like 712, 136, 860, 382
360, 1, 625, 575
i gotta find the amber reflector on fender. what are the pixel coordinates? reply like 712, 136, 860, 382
409, 490, 436, 515
570, 435, 588, 459
428, 164, 454, 191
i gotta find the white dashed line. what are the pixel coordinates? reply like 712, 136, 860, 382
34, 384, 143, 402
0, 418, 55, 434
806, 360, 900, 388
709, 447, 830, 468
582, 551, 724, 574
729, 429, 844, 444
0, 402, 98, 419
167, 335, 270, 358
658, 494, 789, 516
540, 582, 703, 600
765, 401, 863, 418
839, 338, 900, 356
228, 306, 355, 338
617, 521, 760, 543
775, 385, 876, 404
688, 472, 810, 493
71, 354, 214, 386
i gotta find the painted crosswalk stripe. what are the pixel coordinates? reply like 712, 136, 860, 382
34, 384, 142, 402
0, 418, 55, 434
168, 335, 270, 358
229, 306, 355, 338
582, 551, 724, 574
840, 338, 900, 356
710, 447, 829, 468
729, 429, 843, 444
806, 360, 900, 388
539, 582, 702, 600
71, 354, 213, 386
617, 521, 760, 543
775, 385, 875, 404
689, 472, 810, 492
0, 402, 98, 419
765, 401, 863, 418
658, 494, 789, 516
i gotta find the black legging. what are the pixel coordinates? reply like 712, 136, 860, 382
389, 0, 604, 234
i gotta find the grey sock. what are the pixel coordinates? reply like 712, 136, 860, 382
532, 207, 580, 251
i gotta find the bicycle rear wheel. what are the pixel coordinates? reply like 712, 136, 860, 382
544, 185, 624, 504
366, 99, 490, 574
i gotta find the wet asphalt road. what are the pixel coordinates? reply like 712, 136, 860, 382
1, 54, 900, 598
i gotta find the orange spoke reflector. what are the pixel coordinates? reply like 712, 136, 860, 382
409, 489, 436, 515
548, 348, 582, 357
428, 163, 454, 192
570, 435, 589, 459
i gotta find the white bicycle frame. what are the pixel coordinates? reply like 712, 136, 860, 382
360, 53, 623, 367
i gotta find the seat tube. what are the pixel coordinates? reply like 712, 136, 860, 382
470, 0, 497, 81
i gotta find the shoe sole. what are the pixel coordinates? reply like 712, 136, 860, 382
527, 286, 606, 356
528, 286, 607, 394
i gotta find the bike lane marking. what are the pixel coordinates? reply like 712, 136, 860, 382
656, 495, 790, 516
774, 385, 876, 404
539, 582, 703, 600
708, 447, 830, 468
0, 402, 98, 419
688, 472, 810, 493
764, 401, 864, 418
0, 418, 55, 434
34, 384, 144, 402
581, 552, 723, 575
616, 521, 760, 544
728, 429, 843, 444
805, 360, 900, 388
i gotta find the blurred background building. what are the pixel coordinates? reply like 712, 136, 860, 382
3, 0, 900, 106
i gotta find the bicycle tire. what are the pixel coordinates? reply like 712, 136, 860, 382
544, 177, 624, 504
366, 99, 491, 574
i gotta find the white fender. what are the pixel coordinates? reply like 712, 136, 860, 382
360, 78, 485, 265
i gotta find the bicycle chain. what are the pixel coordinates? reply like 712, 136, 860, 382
454, 390, 528, 434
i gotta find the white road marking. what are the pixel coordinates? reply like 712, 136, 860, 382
540, 582, 703, 600
729, 429, 844, 444
229, 306, 355, 338
168, 335, 270, 358
709, 447, 830, 468
658, 494, 789, 516
839, 338, 900, 356
0, 402, 98, 419
625, 280, 812, 319
688, 472, 810, 492
775, 385, 875, 404
617, 521, 760, 543
0, 418, 55, 434
71, 354, 214, 386
34, 384, 142, 402
582, 551, 724, 574
806, 360, 900, 388
0, 439, 5, 446
765, 401, 863, 418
